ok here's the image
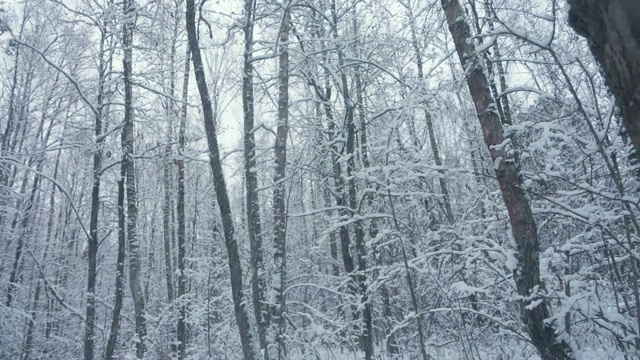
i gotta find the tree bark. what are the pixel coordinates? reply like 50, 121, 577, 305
441, 0, 573, 359
270, 4, 290, 358
104, 172, 126, 360
82, 27, 107, 360
568, 0, 640, 155
163, 144, 175, 304
176, 45, 190, 360
185, 0, 257, 358
241, 0, 269, 356
122, 1, 147, 357
330, 1, 374, 357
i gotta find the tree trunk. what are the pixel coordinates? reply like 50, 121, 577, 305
270, 4, 290, 359
0, 10, 26, 199
185, 0, 257, 358
22, 143, 61, 360
163, 144, 175, 304
322, 185, 340, 277
104, 172, 126, 360
242, 0, 269, 356
330, 1, 373, 357
568, 0, 640, 155
6, 164, 44, 313
440, 0, 573, 359
404, 0, 454, 225
82, 27, 107, 360
176, 45, 190, 360
122, 1, 147, 357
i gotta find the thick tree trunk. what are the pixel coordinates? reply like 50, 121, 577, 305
241, 0, 269, 356
270, 5, 290, 359
441, 1, 573, 359
568, 0, 640, 155
185, 0, 257, 358
122, 1, 147, 357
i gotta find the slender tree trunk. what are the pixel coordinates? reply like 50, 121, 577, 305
185, 0, 257, 358
6, 159, 42, 308
176, 45, 190, 360
404, 0, 454, 225
163, 144, 175, 304
104, 171, 126, 360
317, 70, 360, 348
388, 192, 429, 360
270, 4, 290, 358
323, 81, 355, 278
82, 28, 107, 360
0, 9, 26, 199
352, 32, 398, 356
22, 144, 61, 360
22, 276, 40, 360
12, 166, 41, 360
241, 0, 269, 356
163, 12, 181, 308
330, 1, 373, 357
440, 1, 573, 359
5, 60, 56, 310
322, 185, 340, 277
122, 1, 147, 357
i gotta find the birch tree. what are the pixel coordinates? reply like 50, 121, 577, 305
121, 0, 147, 356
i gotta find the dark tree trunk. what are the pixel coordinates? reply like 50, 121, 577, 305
330, 1, 373, 357
568, 0, 640, 155
82, 27, 107, 360
185, 0, 257, 358
441, 0, 574, 359
241, 0, 269, 356
404, 0, 454, 225
270, 5, 290, 358
104, 173, 126, 360
22, 143, 60, 360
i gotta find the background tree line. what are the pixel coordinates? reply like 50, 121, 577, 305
0, 0, 639, 359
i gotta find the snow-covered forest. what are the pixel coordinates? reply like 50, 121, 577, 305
1, 0, 639, 358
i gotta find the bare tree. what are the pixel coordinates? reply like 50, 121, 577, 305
242, 0, 269, 356
122, 0, 147, 357
270, 3, 290, 358
185, 0, 257, 358
176, 44, 190, 360
441, 0, 573, 359
82, 12, 109, 360
329, 0, 374, 357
